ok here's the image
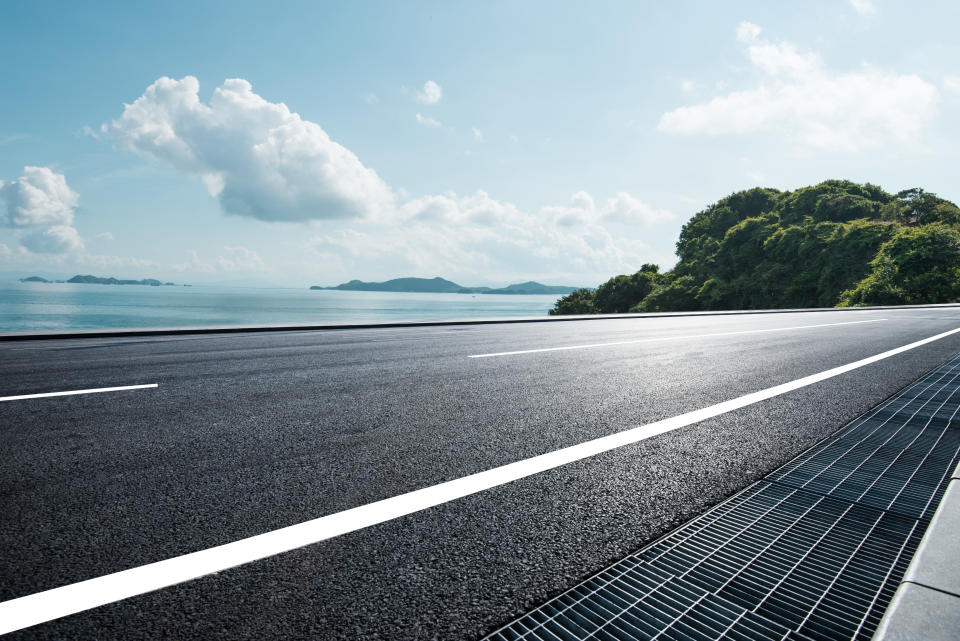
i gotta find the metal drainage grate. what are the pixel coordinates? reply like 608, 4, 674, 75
484, 353, 960, 641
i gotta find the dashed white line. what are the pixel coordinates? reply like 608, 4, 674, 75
468, 318, 888, 358
1, 326, 959, 634
0, 384, 158, 402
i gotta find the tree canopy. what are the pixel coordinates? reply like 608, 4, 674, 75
551, 181, 960, 315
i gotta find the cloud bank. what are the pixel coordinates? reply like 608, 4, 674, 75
174, 246, 266, 273
101, 76, 673, 283
659, 22, 940, 150
309, 188, 673, 285
107, 76, 394, 222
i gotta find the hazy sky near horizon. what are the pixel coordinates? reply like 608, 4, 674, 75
1, 0, 958, 287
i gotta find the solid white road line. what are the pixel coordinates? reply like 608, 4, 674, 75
1, 327, 959, 634
0, 384, 158, 403
468, 318, 888, 358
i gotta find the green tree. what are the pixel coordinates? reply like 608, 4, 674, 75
593, 266, 660, 313
881, 188, 960, 227
549, 288, 596, 315
552, 180, 960, 316
634, 275, 700, 312
839, 225, 960, 306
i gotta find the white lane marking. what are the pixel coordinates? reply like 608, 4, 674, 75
0, 384, 158, 402
1, 327, 959, 634
468, 318, 888, 358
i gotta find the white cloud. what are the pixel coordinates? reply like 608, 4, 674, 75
680, 80, 695, 93
401, 190, 528, 226
308, 216, 653, 286
303, 188, 672, 284
944, 75, 960, 94
737, 23, 820, 77
659, 23, 939, 151
107, 76, 394, 222
1, 166, 78, 228
20, 224, 85, 254
415, 113, 442, 128
363, 92, 379, 104
0, 133, 28, 146
174, 246, 266, 272
604, 192, 675, 224
97, 76, 675, 283
217, 246, 265, 271
1, 166, 84, 254
735, 21, 763, 43
541, 191, 673, 226
96, 231, 115, 241
510, 134, 519, 143
416, 80, 443, 105
849, 0, 876, 15
78, 253, 156, 269
0, 243, 11, 260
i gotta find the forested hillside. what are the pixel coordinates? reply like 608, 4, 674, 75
551, 181, 960, 315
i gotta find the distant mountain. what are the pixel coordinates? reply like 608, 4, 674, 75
484, 281, 581, 295
19, 276, 51, 283
312, 277, 463, 293
65, 275, 178, 286
311, 277, 581, 295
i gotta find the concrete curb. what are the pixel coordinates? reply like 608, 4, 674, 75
872, 459, 960, 640
2, 302, 959, 342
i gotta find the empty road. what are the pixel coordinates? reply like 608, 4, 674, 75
3, 307, 960, 639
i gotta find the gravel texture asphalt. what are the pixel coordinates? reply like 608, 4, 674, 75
3, 308, 960, 639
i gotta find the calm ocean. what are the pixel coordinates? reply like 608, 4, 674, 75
0, 280, 563, 332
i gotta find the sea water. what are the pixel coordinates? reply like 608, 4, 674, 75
0, 281, 564, 331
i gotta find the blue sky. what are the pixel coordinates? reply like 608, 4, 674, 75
1, 0, 958, 287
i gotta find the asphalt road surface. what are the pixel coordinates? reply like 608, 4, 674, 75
3, 307, 960, 639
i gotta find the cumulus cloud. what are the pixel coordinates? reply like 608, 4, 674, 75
20, 224, 85, 254
416, 80, 443, 104
1, 166, 78, 228
658, 22, 939, 150
98, 76, 674, 282
107, 76, 394, 222
849, 0, 875, 15
401, 190, 529, 226
541, 191, 673, 226
308, 187, 674, 283
308, 215, 655, 286
1, 166, 84, 254
415, 113, 442, 128
96, 231, 115, 241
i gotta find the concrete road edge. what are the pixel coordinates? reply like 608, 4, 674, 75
872, 460, 960, 640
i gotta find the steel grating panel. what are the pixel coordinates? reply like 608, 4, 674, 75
483, 353, 960, 641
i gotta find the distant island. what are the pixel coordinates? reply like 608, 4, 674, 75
20, 274, 184, 286
311, 276, 581, 295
